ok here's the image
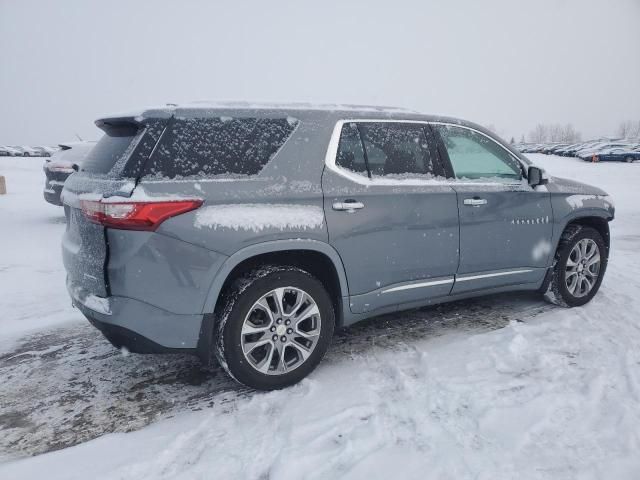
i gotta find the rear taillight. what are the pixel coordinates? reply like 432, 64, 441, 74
47, 161, 76, 173
80, 199, 203, 231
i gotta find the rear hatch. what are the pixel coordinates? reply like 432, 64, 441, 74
62, 116, 168, 299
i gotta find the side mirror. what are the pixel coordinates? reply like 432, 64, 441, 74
528, 166, 548, 187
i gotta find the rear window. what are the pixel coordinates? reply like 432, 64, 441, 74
142, 117, 298, 179
80, 124, 140, 174
358, 123, 436, 177
334, 122, 442, 179
336, 122, 368, 177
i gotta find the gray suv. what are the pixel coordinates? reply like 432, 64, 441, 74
62, 103, 614, 390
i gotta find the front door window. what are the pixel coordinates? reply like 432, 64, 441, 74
434, 125, 522, 181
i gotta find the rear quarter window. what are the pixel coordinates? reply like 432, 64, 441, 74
80, 124, 140, 174
141, 117, 298, 179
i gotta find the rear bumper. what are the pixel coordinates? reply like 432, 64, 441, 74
67, 278, 203, 352
87, 317, 191, 354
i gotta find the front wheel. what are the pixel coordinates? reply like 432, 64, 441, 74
544, 225, 607, 307
214, 266, 334, 390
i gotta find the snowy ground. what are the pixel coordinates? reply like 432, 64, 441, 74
0, 154, 639, 479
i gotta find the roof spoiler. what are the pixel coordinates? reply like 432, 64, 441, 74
57, 140, 97, 150
95, 116, 142, 131
95, 105, 175, 131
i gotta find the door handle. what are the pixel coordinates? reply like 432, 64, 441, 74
332, 200, 365, 212
463, 198, 488, 207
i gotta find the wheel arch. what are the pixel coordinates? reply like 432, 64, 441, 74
197, 240, 349, 363
558, 214, 611, 256
540, 214, 611, 295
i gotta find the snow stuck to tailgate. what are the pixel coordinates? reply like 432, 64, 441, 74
194, 204, 324, 232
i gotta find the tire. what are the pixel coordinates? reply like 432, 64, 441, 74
214, 265, 335, 390
544, 225, 607, 307
626, 157, 634, 163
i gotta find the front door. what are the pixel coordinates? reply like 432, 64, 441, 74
322, 121, 460, 313
431, 124, 553, 294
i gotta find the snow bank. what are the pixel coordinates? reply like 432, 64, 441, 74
194, 204, 324, 232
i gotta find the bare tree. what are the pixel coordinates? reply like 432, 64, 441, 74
617, 120, 640, 139
528, 123, 581, 143
561, 124, 581, 143
528, 124, 548, 143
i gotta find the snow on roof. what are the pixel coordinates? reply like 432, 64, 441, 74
98, 101, 420, 122
178, 100, 419, 113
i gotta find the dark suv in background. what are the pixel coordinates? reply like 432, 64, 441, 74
43, 141, 95, 206
62, 102, 614, 390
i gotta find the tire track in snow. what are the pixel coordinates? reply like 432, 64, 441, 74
0, 292, 552, 460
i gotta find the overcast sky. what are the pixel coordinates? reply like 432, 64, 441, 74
1, 0, 639, 145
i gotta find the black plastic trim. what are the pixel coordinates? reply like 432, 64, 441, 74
87, 316, 196, 355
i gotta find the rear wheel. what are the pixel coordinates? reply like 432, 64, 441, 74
214, 266, 334, 390
544, 225, 607, 307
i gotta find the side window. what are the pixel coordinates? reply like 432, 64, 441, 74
434, 125, 522, 181
358, 123, 437, 178
142, 117, 297, 179
81, 124, 140, 175
336, 122, 368, 177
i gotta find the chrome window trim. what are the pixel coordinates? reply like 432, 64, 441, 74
324, 119, 527, 187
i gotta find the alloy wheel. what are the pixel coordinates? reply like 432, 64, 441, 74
240, 287, 321, 375
565, 238, 601, 298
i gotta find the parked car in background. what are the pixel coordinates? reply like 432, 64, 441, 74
555, 143, 582, 156
520, 144, 544, 153
571, 141, 606, 158
10, 146, 39, 157
61, 102, 614, 390
592, 147, 640, 163
577, 143, 634, 160
32, 146, 54, 157
43, 141, 95, 205
0, 145, 22, 156
542, 144, 569, 154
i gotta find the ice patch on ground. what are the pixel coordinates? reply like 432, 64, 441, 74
194, 204, 324, 231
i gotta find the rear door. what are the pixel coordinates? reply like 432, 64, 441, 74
322, 121, 460, 314
431, 124, 553, 294
62, 119, 166, 298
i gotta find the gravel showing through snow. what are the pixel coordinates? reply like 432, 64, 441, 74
1, 154, 639, 479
